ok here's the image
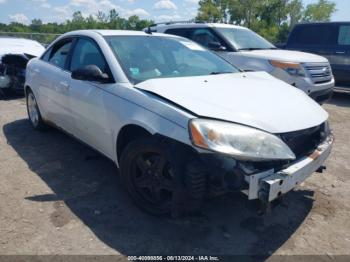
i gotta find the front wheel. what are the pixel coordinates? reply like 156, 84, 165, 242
120, 138, 177, 216
26, 89, 46, 130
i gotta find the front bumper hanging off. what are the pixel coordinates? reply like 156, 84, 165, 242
243, 134, 334, 203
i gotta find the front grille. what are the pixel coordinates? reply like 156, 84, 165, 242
246, 123, 329, 173
279, 123, 328, 159
304, 63, 332, 84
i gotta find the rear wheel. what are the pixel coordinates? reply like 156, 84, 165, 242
120, 137, 177, 216
26, 89, 46, 130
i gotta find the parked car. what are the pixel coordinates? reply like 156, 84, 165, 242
25, 30, 333, 216
148, 22, 335, 104
0, 37, 45, 96
283, 22, 350, 92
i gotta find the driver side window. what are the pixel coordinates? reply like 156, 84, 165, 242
70, 38, 108, 74
190, 28, 221, 48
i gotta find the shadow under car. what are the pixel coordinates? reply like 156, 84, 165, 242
3, 119, 315, 257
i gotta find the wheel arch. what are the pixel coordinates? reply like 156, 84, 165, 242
116, 124, 154, 164
25, 85, 39, 100
24, 84, 47, 122
116, 123, 206, 216
24, 85, 32, 95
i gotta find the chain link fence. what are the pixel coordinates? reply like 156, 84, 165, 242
0, 32, 61, 46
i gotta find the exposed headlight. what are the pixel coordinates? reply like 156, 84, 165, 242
270, 60, 306, 77
189, 119, 296, 161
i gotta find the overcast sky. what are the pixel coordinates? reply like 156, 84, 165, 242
0, 0, 348, 25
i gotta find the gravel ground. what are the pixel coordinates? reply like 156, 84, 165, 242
0, 92, 350, 259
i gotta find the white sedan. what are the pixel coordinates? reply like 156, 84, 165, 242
25, 30, 333, 216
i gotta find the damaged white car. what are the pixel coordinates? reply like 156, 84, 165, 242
25, 30, 333, 216
0, 37, 45, 96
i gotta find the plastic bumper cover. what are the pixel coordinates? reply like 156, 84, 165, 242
309, 87, 334, 104
244, 134, 334, 202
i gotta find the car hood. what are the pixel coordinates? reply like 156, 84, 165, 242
136, 72, 328, 134
239, 49, 329, 63
0, 39, 45, 59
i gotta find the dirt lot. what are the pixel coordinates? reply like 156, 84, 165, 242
0, 92, 350, 259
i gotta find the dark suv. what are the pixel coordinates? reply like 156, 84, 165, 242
285, 22, 350, 91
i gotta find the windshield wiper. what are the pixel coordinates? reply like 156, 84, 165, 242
238, 47, 277, 51
209, 71, 233, 75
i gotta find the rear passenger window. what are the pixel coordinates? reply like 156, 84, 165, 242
165, 28, 193, 38
48, 40, 72, 69
41, 48, 52, 62
338, 25, 350, 45
290, 25, 337, 46
190, 28, 222, 48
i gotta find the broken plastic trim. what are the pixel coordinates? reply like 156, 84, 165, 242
0, 53, 37, 94
2, 53, 34, 69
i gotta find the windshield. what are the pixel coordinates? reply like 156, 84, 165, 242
216, 27, 276, 50
105, 35, 238, 84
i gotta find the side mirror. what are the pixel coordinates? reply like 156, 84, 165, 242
208, 42, 226, 51
71, 65, 110, 83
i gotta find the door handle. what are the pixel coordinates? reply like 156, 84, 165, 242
335, 51, 345, 54
60, 81, 70, 90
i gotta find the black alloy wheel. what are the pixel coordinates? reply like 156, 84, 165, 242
120, 138, 176, 216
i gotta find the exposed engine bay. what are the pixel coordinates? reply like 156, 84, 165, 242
0, 53, 35, 96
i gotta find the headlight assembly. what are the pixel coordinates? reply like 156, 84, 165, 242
270, 60, 306, 77
189, 119, 296, 161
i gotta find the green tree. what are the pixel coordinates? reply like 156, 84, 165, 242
214, 0, 230, 23
303, 0, 336, 22
196, 0, 337, 43
226, 0, 248, 25
259, 0, 289, 26
97, 11, 108, 23
196, 0, 222, 22
287, 0, 303, 27
0, 9, 154, 44
108, 9, 119, 22
108, 9, 126, 29
227, 0, 261, 27
72, 11, 85, 23
30, 19, 43, 32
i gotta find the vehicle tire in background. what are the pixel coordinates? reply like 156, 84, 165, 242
26, 89, 46, 130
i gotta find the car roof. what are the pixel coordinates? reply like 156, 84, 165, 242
51, 29, 187, 51
63, 30, 161, 37
295, 21, 350, 26
151, 22, 248, 30
59, 30, 186, 42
